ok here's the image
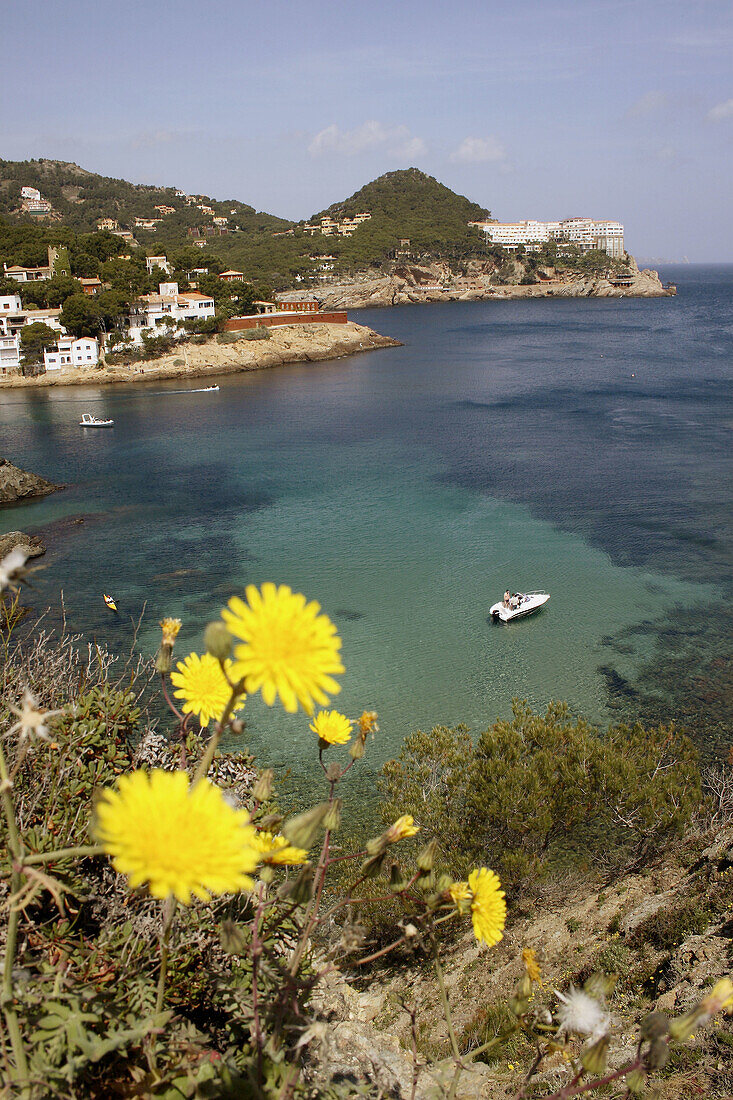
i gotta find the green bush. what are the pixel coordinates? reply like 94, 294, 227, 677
381, 701, 701, 887
242, 326, 271, 341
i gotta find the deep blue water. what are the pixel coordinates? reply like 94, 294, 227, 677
1, 264, 731, 800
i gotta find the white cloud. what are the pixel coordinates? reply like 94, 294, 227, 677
308, 121, 426, 159
449, 136, 508, 167
708, 98, 733, 121
626, 91, 668, 118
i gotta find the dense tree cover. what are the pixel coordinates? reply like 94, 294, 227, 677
0, 158, 290, 236
19, 322, 58, 363
381, 701, 701, 888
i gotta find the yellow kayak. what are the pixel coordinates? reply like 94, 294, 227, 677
103, 594, 118, 612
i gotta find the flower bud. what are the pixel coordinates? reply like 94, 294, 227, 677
644, 1037, 669, 1071
639, 1012, 670, 1041
259, 812, 283, 830
204, 621, 232, 660
581, 1034, 609, 1076
436, 872, 453, 894
416, 870, 435, 892
361, 851, 387, 878
517, 974, 533, 1000
349, 731, 366, 759
323, 798, 342, 832
278, 864, 314, 904
366, 835, 388, 858
624, 1068, 647, 1095
220, 920, 248, 955
669, 1008, 704, 1042
417, 838, 438, 872
252, 769, 274, 803
282, 803, 330, 849
389, 861, 408, 892
230, 718, 246, 736
155, 646, 173, 674
325, 761, 341, 782
258, 865, 275, 885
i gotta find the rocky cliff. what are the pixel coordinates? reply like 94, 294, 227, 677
306, 821, 732, 1099
293, 255, 674, 311
0, 457, 62, 506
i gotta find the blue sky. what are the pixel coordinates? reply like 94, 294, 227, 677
3, 0, 732, 259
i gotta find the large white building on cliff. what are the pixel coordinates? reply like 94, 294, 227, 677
469, 217, 624, 258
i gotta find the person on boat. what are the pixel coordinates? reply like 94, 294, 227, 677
503, 590, 511, 608
510, 594, 519, 609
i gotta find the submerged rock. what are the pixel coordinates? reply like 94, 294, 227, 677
0, 457, 62, 506
0, 531, 46, 559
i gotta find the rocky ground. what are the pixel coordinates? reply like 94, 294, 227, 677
0, 322, 400, 390
293, 255, 674, 310
306, 822, 733, 1098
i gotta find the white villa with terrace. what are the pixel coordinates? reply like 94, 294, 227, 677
128, 282, 215, 344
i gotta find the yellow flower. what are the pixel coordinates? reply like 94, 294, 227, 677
522, 947, 543, 985
448, 880, 472, 912
385, 815, 420, 843
223, 583, 344, 714
252, 830, 309, 865
467, 867, 506, 946
357, 710, 379, 736
94, 770, 260, 904
310, 709, 352, 746
160, 617, 182, 647
170, 652, 244, 728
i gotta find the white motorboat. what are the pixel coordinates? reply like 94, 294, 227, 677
80, 413, 114, 427
490, 591, 550, 623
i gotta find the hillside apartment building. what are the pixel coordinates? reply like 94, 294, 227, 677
469, 217, 625, 258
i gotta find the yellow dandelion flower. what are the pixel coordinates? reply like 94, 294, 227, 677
385, 815, 420, 843
160, 617, 182, 647
252, 830, 309, 865
468, 867, 506, 946
522, 947, 543, 985
94, 770, 260, 904
170, 652, 244, 728
310, 709, 352, 746
222, 583, 344, 714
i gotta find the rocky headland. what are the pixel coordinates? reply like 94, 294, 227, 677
0, 322, 400, 390
296, 255, 674, 310
0, 457, 62, 506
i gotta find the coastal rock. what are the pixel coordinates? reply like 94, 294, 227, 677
0, 531, 46, 559
301, 254, 674, 310
0, 457, 62, 505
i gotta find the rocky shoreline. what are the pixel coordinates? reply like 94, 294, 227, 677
0, 457, 62, 506
0, 322, 400, 390
299, 255, 674, 310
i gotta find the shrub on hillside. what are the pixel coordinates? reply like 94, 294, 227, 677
381, 701, 701, 886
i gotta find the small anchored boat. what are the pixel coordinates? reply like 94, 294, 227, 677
490, 591, 550, 623
103, 594, 118, 612
80, 413, 114, 427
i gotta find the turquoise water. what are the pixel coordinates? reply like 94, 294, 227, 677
1, 264, 731, 788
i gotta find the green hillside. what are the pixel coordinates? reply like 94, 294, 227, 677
0, 161, 497, 287
309, 167, 491, 262
0, 158, 290, 237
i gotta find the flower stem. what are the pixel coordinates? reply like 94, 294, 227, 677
0, 739, 31, 1093
429, 928, 463, 1100
155, 897, 177, 1014
22, 844, 103, 866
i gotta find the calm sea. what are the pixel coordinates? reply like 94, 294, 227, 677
1, 264, 731, 807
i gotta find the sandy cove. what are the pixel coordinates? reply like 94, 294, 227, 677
0, 322, 400, 389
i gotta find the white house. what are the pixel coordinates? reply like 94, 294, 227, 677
44, 337, 100, 371
146, 255, 173, 276
0, 316, 20, 373
21, 186, 41, 201
127, 282, 215, 344
0, 294, 23, 315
